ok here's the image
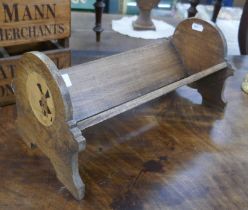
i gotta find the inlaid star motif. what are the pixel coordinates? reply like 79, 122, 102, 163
36, 83, 53, 122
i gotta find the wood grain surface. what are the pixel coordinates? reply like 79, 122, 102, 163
77, 62, 228, 130
172, 18, 227, 75
62, 18, 228, 124
63, 40, 186, 122
0, 0, 70, 47
0, 55, 248, 209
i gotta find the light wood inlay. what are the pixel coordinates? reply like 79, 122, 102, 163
26, 71, 55, 126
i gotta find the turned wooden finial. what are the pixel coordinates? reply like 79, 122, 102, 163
188, 0, 200, 17
133, 0, 160, 31
93, 0, 105, 42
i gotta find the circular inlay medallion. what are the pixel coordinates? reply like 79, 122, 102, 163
26, 72, 55, 126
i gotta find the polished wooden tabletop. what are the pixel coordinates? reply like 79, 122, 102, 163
1, 12, 248, 210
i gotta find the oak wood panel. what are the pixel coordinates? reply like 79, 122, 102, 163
77, 62, 227, 130
0, 0, 70, 47
15, 51, 85, 200
172, 18, 227, 74
62, 40, 186, 122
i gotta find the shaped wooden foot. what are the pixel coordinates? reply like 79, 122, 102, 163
189, 67, 234, 109
51, 151, 85, 200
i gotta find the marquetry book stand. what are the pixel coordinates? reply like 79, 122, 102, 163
15, 18, 233, 200
0, 0, 71, 106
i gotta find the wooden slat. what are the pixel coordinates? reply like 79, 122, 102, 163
77, 62, 227, 130
61, 40, 186, 121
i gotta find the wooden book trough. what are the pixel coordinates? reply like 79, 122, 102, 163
15, 18, 233, 200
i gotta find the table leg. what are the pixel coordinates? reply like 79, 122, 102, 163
93, 0, 105, 42
211, 0, 223, 22
238, 0, 248, 55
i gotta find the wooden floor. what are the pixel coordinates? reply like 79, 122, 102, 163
1, 12, 248, 210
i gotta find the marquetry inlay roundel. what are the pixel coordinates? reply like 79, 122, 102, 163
26, 72, 55, 127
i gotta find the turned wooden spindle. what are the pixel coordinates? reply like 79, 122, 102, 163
188, 0, 200, 18
93, 0, 105, 42
211, 0, 223, 22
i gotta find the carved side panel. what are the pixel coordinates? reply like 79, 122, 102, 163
15, 52, 86, 200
